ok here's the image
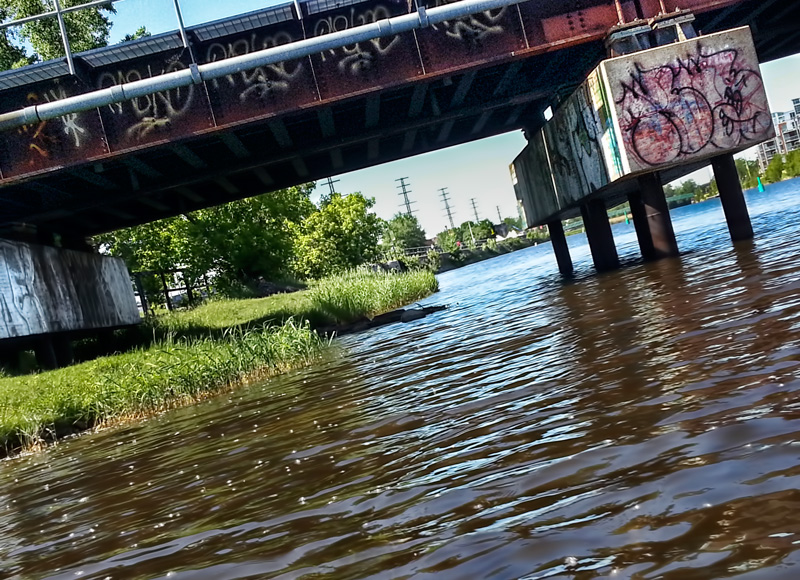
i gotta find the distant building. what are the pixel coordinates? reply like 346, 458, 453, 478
757, 101, 800, 171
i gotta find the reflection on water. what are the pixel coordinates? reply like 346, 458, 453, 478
2, 179, 800, 579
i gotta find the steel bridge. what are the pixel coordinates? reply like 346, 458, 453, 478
0, 0, 797, 242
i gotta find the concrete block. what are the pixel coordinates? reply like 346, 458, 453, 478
0, 240, 140, 340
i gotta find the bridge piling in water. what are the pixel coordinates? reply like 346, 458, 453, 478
712, 153, 755, 242
636, 172, 680, 259
581, 199, 620, 273
511, 24, 774, 275
547, 220, 573, 277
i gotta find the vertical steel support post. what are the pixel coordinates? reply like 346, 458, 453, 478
53, 0, 76, 75
711, 153, 754, 242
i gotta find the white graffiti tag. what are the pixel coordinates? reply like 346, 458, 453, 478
44, 87, 87, 147
313, 6, 400, 75
204, 32, 303, 102
429, 1, 506, 46
97, 58, 195, 141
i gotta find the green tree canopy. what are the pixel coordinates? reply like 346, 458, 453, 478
764, 154, 785, 183
382, 213, 426, 255
502, 215, 524, 230
120, 25, 149, 43
293, 192, 384, 279
0, 0, 115, 68
785, 149, 800, 179
183, 184, 315, 291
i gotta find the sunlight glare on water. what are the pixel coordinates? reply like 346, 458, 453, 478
2, 179, 800, 579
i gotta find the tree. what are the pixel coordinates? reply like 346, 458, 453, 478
94, 215, 188, 307
435, 229, 460, 253
96, 184, 316, 299
785, 149, 800, 179
120, 25, 149, 43
382, 213, 426, 255
735, 157, 760, 190
293, 192, 384, 279
502, 215, 524, 230
764, 154, 785, 183
0, 5, 32, 69
183, 184, 315, 292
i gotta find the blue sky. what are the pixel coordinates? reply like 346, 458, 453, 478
107, 0, 800, 236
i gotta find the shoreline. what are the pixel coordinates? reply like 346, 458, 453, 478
0, 270, 438, 458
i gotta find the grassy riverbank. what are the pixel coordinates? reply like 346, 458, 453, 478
0, 269, 438, 455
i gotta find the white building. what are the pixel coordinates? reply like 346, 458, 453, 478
757, 102, 800, 172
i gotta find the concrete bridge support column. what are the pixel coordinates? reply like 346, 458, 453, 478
547, 220, 573, 277
629, 173, 679, 260
627, 190, 656, 260
580, 199, 619, 272
712, 153, 754, 242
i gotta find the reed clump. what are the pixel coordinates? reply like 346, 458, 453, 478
0, 321, 322, 454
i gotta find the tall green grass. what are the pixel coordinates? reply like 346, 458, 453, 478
153, 268, 438, 335
0, 269, 439, 455
307, 269, 437, 323
0, 321, 322, 453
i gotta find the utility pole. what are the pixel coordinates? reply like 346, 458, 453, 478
470, 198, 480, 223
396, 177, 415, 215
496, 205, 503, 223
322, 176, 339, 196
439, 187, 455, 229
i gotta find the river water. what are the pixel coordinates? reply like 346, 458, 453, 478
3, 179, 800, 579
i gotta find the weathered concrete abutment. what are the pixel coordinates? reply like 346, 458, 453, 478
0, 239, 139, 369
511, 25, 774, 274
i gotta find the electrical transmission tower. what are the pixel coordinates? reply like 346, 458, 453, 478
322, 176, 340, 196
470, 198, 480, 222
395, 177, 416, 215
439, 187, 455, 230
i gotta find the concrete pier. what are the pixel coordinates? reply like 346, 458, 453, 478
712, 153, 754, 242
0, 238, 140, 369
636, 173, 679, 259
547, 220, 573, 277
580, 199, 619, 272
627, 190, 656, 260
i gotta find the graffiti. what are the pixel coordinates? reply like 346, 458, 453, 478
14, 88, 88, 163
97, 58, 194, 141
313, 5, 400, 75
43, 87, 87, 148
546, 77, 609, 201
429, 0, 506, 48
615, 46, 771, 168
204, 32, 303, 101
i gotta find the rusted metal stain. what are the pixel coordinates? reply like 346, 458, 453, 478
95, 50, 215, 152
0, 79, 107, 178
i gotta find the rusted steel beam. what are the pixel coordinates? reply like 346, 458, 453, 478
0, 0, 764, 209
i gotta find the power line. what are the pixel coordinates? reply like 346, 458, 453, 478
322, 176, 339, 196
470, 198, 480, 223
439, 187, 455, 230
395, 177, 415, 215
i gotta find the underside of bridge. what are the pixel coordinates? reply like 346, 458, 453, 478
0, 0, 798, 242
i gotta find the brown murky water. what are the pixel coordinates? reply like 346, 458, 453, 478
3, 179, 800, 579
